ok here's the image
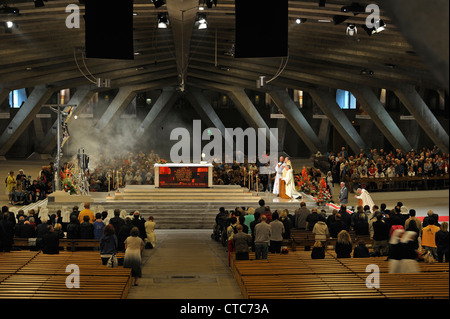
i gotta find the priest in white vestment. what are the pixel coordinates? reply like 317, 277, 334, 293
282, 165, 302, 199
355, 188, 375, 212
273, 156, 285, 195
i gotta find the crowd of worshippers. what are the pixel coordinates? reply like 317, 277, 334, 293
0, 203, 156, 255
213, 199, 449, 265
5, 163, 55, 205
320, 145, 449, 192
87, 150, 161, 191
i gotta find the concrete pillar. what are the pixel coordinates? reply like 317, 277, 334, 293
395, 85, 449, 153
137, 87, 179, 137
308, 87, 366, 154
0, 85, 55, 157
95, 86, 137, 132
351, 86, 412, 152
268, 89, 323, 153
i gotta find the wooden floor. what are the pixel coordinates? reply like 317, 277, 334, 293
0, 250, 132, 299
230, 251, 449, 299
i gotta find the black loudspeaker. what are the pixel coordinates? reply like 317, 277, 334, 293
85, 0, 134, 60
235, 0, 288, 58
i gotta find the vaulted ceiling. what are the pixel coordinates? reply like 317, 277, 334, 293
0, 0, 448, 94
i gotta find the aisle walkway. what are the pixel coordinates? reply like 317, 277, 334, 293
126, 230, 242, 299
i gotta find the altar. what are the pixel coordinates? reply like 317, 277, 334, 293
154, 163, 214, 188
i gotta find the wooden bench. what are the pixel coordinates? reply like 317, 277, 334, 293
13, 237, 101, 251
230, 249, 449, 299
0, 250, 132, 299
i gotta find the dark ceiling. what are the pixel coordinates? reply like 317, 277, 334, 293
0, 0, 448, 94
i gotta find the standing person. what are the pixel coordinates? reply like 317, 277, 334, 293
338, 182, 348, 205
66, 215, 80, 240
372, 214, 391, 256
294, 202, 310, 230
0, 211, 14, 252
421, 218, 440, 260
254, 215, 272, 260
144, 216, 156, 249
131, 211, 147, 243
335, 230, 353, 258
269, 212, 285, 253
388, 229, 405, 273
233, 225, 252, 260
78, 202, 95, 224
79, 215, 94, 239
109, 209, 125, 234
93, 213, 105, 241
399, 231, 420, 273
435, 221, 449, 263
123, 227, 145, 286
100, 224, 118, 265
6, 171, 16, 205
326, 171, 334, 197
354, 188, 375, 213
273, 156, 285, 196
312, 215, 330, 244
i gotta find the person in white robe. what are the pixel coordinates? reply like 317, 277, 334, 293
272, 156, 285, 195
355, 188, 375, 212
282, 165, 302, 199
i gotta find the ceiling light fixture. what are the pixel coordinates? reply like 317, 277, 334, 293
205, 0, 217, 8
157, 12, 169, 29
151, 0, 166, 9
346, 23, 357, 36
4, 20, 17, 33
196, 13, 208, 29
296, 18, 307, 24
341, 2, 365, 15
362, 19, 386, 35
0, 4, 20, 15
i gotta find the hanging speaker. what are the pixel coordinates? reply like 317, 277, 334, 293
85, 0, 134, 60
235, 0, 288, 58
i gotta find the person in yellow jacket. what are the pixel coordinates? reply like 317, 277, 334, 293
6, 171, 16, 204
78, 202, 95, 224
421, 217, 440, 260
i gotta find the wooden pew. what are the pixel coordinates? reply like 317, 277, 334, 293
0, 250, 131, 299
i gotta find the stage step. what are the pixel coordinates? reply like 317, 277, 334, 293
44, 186, 319, 229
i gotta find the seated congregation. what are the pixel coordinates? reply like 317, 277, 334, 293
215, 199, 449, 270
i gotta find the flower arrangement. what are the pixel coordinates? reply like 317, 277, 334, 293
315, 177, 332, 206
62, 177, 77, 195
157, 159, 167, 164
296, 167, 314, 194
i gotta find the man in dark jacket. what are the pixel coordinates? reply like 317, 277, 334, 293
109, 209, 125, 234
305, 208, 321, 231
329, 213, 348, 238
79, 215, 94, 239
41, 225, 60, 254
131, 211, 146, 242
372, 214, 391, 256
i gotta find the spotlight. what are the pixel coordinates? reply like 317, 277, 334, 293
151, 0, 166, 8
341, 2, 365, 15
157, 12, 169, 29
360, 68, 374, 75
4, 21, 17, 33
205, 0, 217, 8
295, 18, 307, 24
362, 19, 386, 36
196, 13, 207, 29
0, 4, 20, 15
34, 0, 45, 7
346, 24, 357, 36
